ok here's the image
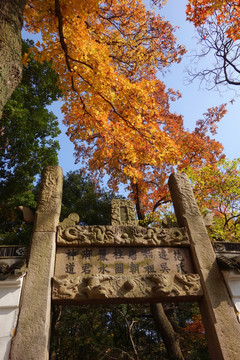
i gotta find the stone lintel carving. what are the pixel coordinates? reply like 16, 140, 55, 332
52, 273, 202, 303
111, 199, 137, 226
57, 222, 189, 247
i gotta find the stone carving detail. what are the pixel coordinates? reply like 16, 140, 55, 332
58, 213, 80, 230
111, 199, 137, 226
214, 243, 226, 252
213, 241, 240, 253
169, 173, 201, 217
57, 222, 189, 246
52, 273, 202, 302
37, 166, 63, 213
216, 254, 240, 273
0, 260, 25, 280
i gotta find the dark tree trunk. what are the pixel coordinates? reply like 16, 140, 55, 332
131, 182, 184, 360
151, 303, 184, 360
131, 182, 146, 221
0, 0, 26, 118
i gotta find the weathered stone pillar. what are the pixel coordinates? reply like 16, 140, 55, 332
169, 173, 240, 360
10, 166, 63, 360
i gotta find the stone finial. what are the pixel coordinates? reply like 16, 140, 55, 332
111, 199, 137, 226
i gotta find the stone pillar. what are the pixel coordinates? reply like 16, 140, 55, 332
9, 166, 63, 360
168, 173, 240, 360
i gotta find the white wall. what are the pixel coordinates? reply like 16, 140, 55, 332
0, 274, 25, 360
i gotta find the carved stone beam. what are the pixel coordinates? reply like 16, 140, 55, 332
57, 222, 189, 247
52, 273, 202, 305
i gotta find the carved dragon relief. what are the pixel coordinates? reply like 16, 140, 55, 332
57, 222, 190, 247
52, 273, 202, 302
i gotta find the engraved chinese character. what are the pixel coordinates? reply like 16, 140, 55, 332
98, 249, 108, 261
81, 248, 92, 259
158, 249, 169, 260
143, 249, 153, 259
176, 260, 187, 274
129, 262, 139, 274
173, 249, 183, 261
114, 249, 124, 259
160, 262, 170, 273
66, 262, 76, 274
98, 264, 110, 274
144, 264, 156, 274
66, 249, 78, 260
128, 249, 137, 260
115, 263, 124, 274
82, 263, 92, 274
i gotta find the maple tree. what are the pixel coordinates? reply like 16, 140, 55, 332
23, 0, 186, 200
23, 0, 225, 217
0, 0, 224, 218
186, 0, 240, 88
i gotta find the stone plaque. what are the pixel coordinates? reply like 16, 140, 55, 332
53, 200, 201, 305
53, 246, 201, 304
55, 246, 194, 277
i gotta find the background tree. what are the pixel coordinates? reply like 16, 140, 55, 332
186, 0, 240, 89
61, 170, 118, 225
0, 40, 61, 245
186, 158, 240, 242
23, 0, 187, 191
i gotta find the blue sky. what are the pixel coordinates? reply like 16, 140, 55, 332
22, 0, 240, 189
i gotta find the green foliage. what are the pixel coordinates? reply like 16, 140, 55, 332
51, 304, 166, 360
61, 170, 120, 225
51, 303, 210, 359
0, 39, 61, 245
185, 158, 240, 242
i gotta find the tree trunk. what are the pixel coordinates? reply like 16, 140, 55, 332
151, 303, 184, 360
131, 182, 146, 221
0, 0, 26, 119
131, 182, 184, 360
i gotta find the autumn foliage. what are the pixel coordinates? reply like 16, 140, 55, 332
186, 0, 240, 41
23, 0, 226, 213
186, 158, 240, 242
